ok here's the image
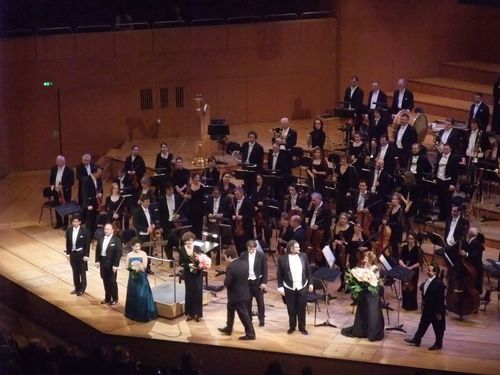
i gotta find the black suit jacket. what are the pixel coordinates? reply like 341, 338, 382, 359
464, 129, 490, 155
158, 194, 185, 231
420, 277, 446, 329
224, 258, 250, 304
124, 154, 146, 182
464, 237, 484, 272
83, 176, 103, 209
229, 197, 254, 236
444, 217, 468, 246
132, 206, 160, 234
434, 153, 460, 186
267, 150, 291, 177
438, 128, 462, 153
344, 86, 364, 113
369, 116, 388, 140
291, 226, 307, 253
205, 196, 230, 220
376, 144, 398, 174
277, 253, 312, 291
76, 163, 95, 183
49, 165, 75, 202
95, 235, 122, 267
391, 89, 414, 113
408, 153, 432, 181
240, 250, 268, 284
369, 168, 392, 199
306, 203, 331, 232
397, 125, 418, 153
367, 90, 388, 109
469, 102, 490, 130
241, 141, 264, 171
65, 226, 91, 256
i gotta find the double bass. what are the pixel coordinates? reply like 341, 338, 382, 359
446, 240, 480, 319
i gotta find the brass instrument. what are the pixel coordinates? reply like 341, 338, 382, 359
232, 150, 243, 163
272, 127, 286, 145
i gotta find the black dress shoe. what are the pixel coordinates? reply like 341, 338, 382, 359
238, 335, 255, 341
70, 290, 77, 294
194, 316, 200, 322
109, 301, 117, 305
404, 338, 421, 347
429, 343, 442, 351
186, 315, 193, 321
259, 320, 265, 327
147, 270, 154, 275
218, 327, 231, 335
300, 329, 308, 335
76, 291, 83, 296
287, 328, 295, 334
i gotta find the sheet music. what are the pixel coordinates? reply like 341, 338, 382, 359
322, 245, 335, 267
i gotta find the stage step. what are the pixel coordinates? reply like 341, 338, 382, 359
440, 60, 500, 86
387, 91, 493, 122
408, 77, 493, 103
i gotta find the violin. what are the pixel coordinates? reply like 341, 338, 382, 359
57, 183, 65, 205
231, 198, 245, 237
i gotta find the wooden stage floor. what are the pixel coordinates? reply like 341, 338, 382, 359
1, 119, 500, 374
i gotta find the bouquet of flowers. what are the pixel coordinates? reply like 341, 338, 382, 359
128, 260, 144, 279
189, 253, 212, 274
345, 267, 380, 300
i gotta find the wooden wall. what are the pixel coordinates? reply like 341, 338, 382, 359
0, 19, 337, 170
334, 0, 500, 100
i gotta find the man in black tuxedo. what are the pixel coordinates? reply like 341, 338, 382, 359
468, 92, 490, 131
391, 78, 414, 114
437, 118, 462, 154
289, 215, 307, 252
408, 143, 432, 183
240, 240, 268, 327
267, 142, 290, 201
369, 158, 392, 200
205, 185, 231, 265
367, 80, 387, 110
375, 135, 398, 175
49, 155, 75, 229
395, 112, 418, 168
369, 108, 388, 141
133, 196, 159, 273
405, 263, 446, 350
240, 131, 264, 192
76, 153, 95, 210
434, 144, 460, 221
82, 166, 103, 239
277, 240, 314, 335
272, 117, 297, 151
65, 214, 91, 296
218, 246, 256, 340
344, 76, 364, 114
95, 223, 122, 305
158, 183, 186, 260
465, 119, 490, 161
306, 192, 332, 250
124, 144, 146, 203
229, 187, 255, 255
460, 227, 485, 294
443, 205, 468, 265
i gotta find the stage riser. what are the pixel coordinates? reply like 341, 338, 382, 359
439, 64, 499, 86
386, 95, 470, 122
407, 81, 493, 103
0, 274, 458, 375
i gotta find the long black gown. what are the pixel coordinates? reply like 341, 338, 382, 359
178, 245, 204, 318
388, 206, 404, 260
401, 244, 419, 311
341, 266, 385, 341
336, 165, 357, 214
187, 186, 204, 238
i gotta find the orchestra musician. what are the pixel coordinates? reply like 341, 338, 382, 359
437, 118, 462, 154
205, 185, 230, 265
335, 154, 357, 215
124, 144, 146, 197
468, 92, 490, 131
460, 227, 485, 294
289, 215, 307, 252
344, 76, 364, 114
383, 193, 404, 260
241, 131, 264, 171
465, 119, 490, 161
391, 78, 414, 114
251, 174, 272, 251
306, 192, 332, 258
307, 147, 328, 195
185, 172, 205, 239
105, 183, 124, 229
369, 158, 392, 200
308, 119, 326, 149
172, 157, 190, 196
202, 156, 220, 187
230, 187, 254, 255
138, 176, 156, 205
395, 112, 417, 168
375, 135, 398, 175
50, 155, 75, 229
218, 172, 236, 198
367, 80, 388, 110
76, 153, 95, 212
154, 143, 173, 196
158, 183, 186, 260
369, 108, 388, 141
348, 222, 366, 268
348, 133, 368, 169
267, 142, 291, 201
408, 143, 432, 183
284, 184, 308, 214
435, 144, 460, 221
443, 206, 469, 280
272, 117, 297, 151
83, 165, 103, 239
399, 233, 420, 311
132, 195, 159, 273
332, 212, 354, 292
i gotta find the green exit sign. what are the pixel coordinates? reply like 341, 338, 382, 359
43, 81, 54, 87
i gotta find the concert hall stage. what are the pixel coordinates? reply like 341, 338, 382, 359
0, 221, 499, 375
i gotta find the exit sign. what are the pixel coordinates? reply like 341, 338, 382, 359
43, 81, 54, 87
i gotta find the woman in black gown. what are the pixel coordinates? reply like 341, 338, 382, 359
186, 173, 205, 239
348, 132, 368, 170
399, 233, 420, 311
154, 143, 173, 196
218, 172, 236, 198
105, 183, 124, 226
341, 251, 385, 341
335, 155, 357, 215
307, 147, 328, 196
332, 212, 354, 292
202, 155, 220, 187
308, 119, 326, 149
385, 193, 405, 260
178, 231, 204, 322
251, 174, 272, 250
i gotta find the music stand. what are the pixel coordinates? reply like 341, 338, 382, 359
380, 254, 413, 333
147, 255, 175, 297
426, 232, 454, 267
312, 267, 341, 328
262, 173, 283, 200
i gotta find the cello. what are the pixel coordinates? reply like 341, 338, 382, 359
445, 240, 480, 320
373, 204, 392, 258
305, 205, 325, 265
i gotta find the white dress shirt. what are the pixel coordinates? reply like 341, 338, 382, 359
423, 275, 436, 295
437, 154, 450, 180
55, 166, 64, 186
286, 253, 304, 290
370, 90, 379, 109
310, 202, 322, 227
248, 252, 256, 280
473, 103, 481, 118
410, 155, 419, 174
446, 218, 459, 246
357, 192, 366, 212
85, 164, 91, 176
72, 227, 80, 251
397, 89, 405, 109
396, 124, 408, 149
245, 142, 254, 164
272, 153, 279, 170
101, 235, 111, 256
371, 169, 381, 193
166, 194, 175, 220
139, 207, 151, 235
236, 199, 243, 215
441, 129, 452, 144
378, 144, 388, 160
466, 130, 479, 157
